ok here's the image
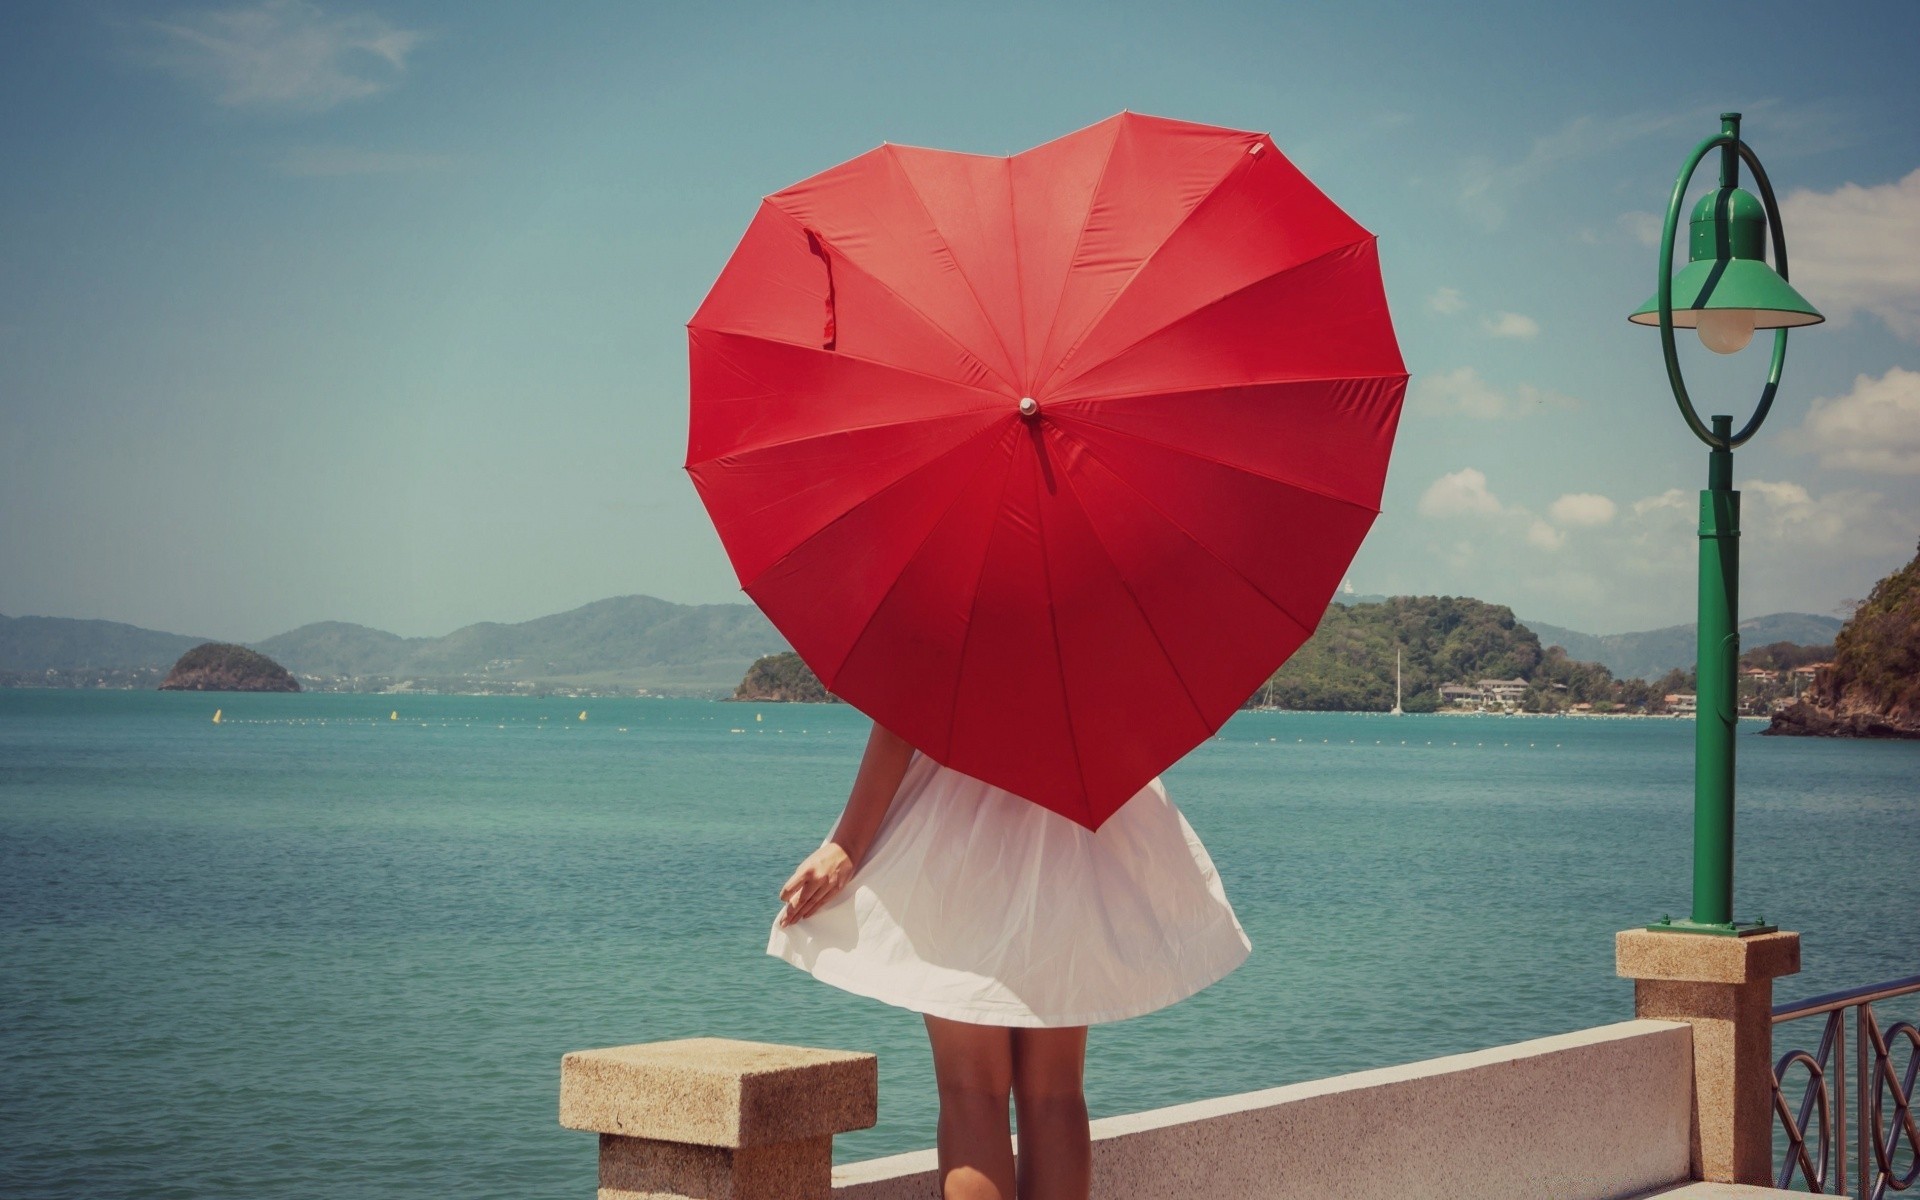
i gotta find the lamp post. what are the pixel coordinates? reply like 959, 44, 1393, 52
1628, 113, 1823, 936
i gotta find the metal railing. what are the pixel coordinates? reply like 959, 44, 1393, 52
1773, 974, 1920, 1197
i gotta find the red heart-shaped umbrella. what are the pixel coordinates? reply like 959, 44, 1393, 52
687, 112, 1407, 829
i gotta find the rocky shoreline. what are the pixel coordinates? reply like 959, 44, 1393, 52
1764, 700, 1920, 740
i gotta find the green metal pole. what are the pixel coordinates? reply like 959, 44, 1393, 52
1692, 414, 1739, 929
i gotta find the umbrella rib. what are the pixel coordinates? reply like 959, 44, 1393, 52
940, 436, 1028, 761
1046, 438, 1213, 733
1049, 370, 1408, 406
757, 205, 1022, 396
1042, 238, 1373, 396
883, 146, 1024, 391
733, 420, 1006, 602
689, 414, 1005, 534
1055, 396, 1396, 515
1036, 144, 1256, 393
1030, 121, 1127, 392
810, 422, 1016, 693
1049, 423, 1321, 642
1026, 450, 1094, 826
686, 327, 1012, 406
686, 408, 1004, 472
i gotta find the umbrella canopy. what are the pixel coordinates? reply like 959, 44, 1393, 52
688, 112, 1407, 830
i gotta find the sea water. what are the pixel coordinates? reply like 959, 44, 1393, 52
1, 689, 1914, 1198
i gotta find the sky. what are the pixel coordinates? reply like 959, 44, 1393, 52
2, 0, 1917, 641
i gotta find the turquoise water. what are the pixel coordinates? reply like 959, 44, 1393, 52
1, 689, 1915, 1197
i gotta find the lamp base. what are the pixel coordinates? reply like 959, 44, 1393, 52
1645, 915, 1778, 937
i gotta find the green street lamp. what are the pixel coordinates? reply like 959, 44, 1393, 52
1629, 113, 1823, 937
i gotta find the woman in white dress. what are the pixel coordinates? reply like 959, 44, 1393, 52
769, 723, 1250, 1200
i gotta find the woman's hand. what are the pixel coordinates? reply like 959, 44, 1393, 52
777, 842, 855, 927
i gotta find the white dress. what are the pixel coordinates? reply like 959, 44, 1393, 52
766, 750, 1251, 1027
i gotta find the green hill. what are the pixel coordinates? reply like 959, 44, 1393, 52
1768, 541, 1920, 738
0, 613, 210, 671
159, 643, 300, 692
1257, 596, 1542, 712
733, 652, 839, 703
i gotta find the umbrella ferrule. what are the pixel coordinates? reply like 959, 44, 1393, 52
1018, 396, 1039, 419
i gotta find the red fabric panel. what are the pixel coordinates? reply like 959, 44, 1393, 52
1030, 115, 1258, 388
768, 147, 1021, 390
1053, 241, 1404, 399
1057, 419, 1378, 634
1050, 374, 1408, 512
888, 146, 1027, 381
686, 328, 1002, 465
1008, 115, 1123, 394
692, 205, 1009, 392
744, 423, 1014, 675
1043, 137, 1371, 390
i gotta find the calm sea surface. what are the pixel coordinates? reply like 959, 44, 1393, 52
2, 689, 1915, 1197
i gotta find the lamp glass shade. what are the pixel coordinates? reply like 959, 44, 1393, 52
1628, 187, 1823, 333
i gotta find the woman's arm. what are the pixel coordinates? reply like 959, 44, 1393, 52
776, 721, 914, 926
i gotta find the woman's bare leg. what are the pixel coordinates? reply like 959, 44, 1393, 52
1011, 1026, 1090, 1200
924, 1015, 1016, 1200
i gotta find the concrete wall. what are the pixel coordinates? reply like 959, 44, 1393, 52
833, 1019, 1694, 1200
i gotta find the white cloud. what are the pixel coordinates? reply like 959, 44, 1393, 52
1549, 493, 1618, 527
1482, 311, 1540, 339
1408, 366, 1577, 420
1781, 168, 1920, 340
1404, 470, 1910, 634
1631, 488, 1691, 519
278, 145, 454, 177
1418, 468, 1504, 518
1427, 287, 1466, 315
1617, 210, 1664, 248
1525, 518, 1565, 551
1796, 367, 1920, 473
139, 0, 424, 112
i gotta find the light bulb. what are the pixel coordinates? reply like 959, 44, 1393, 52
1696, 308, 1756, 355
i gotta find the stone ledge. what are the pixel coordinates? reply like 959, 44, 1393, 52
560, 1037, 877, 1148
1630, 1184, 1805, 1198
1616, 929, 1801, 984
835, 1020, 1694, 1199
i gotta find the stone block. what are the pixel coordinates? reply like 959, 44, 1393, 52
560, 1038, 878, 1149
600, 1131, 833, 1200
1615, 929, 1801, 985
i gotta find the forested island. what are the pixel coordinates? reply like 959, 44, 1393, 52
159, 643, 300, 692
729, 596, 1837, 715
1767, 541, 1920, 739
732, 652, 838, 703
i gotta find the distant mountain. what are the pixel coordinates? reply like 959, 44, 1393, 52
4, 593, 1845, 695
1520, 612, 1844, 681
0, 613, 211, 671
257, 596, 788, 693
3, 596, 789, 696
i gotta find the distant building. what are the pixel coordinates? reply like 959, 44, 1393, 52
1741, 667, 1777, 682
1664, 692, 1698, 714
1477, 678, 1530, 704
1439, 684, 1484, 706
1789, 663, 1829, 679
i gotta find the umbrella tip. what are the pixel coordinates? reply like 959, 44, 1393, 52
1018, 396, 1039, 419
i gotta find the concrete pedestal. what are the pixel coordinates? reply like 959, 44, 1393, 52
1616, 929, 1801, 1186
560, 1037, 878, 1199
